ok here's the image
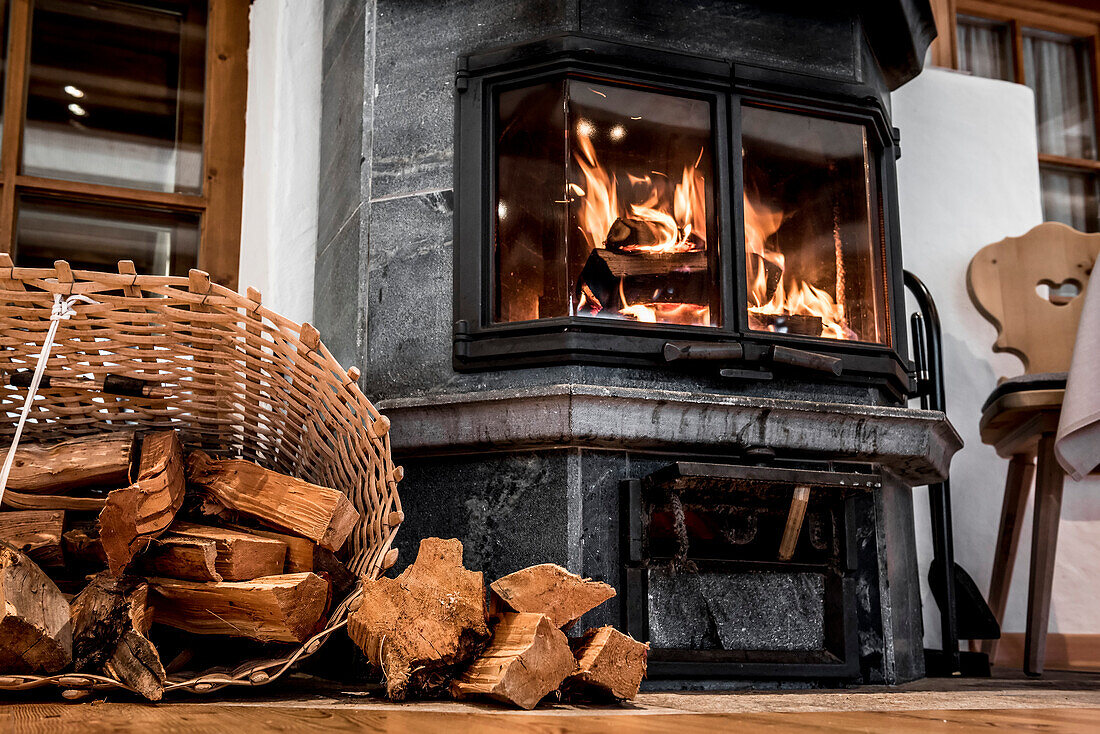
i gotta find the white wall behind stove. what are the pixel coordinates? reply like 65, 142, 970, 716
238, 0, 322, 325
893, 67, 1100, 643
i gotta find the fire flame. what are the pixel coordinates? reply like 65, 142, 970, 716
743, 193, 856, 340
571, 124, 710, 326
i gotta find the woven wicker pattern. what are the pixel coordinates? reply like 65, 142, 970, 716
0, 257, 402, 695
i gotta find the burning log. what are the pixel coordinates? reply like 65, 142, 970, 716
747, 311, 823, 337
565, 626, 648, 701
147, 572, 329, 644
1, 431, 134, 495
347, 538, 490, 701
0, 545, 71, 673
490, 563, 616, 629
0, 510, 65, 567
606, 217, 672, 252
70, 573, 166, 701
186, 451, 359, 552
450, 612, 577, 710
98, 431, 186, 576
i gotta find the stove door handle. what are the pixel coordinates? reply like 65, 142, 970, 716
662, 342, 745, 361
769, 345, 843, 376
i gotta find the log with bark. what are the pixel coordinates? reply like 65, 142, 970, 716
1, 431, 134, 495
147, 572, 329, 643
451, 612, 577, 710
186, 451, 359, 552
0, 510, 64, 567
0, 545, 71, 673
490, 563, 616, 629
98, 431, 186, 576
564, 626, 648, 701
70, 573, 166, 700
347, 537, 490, 701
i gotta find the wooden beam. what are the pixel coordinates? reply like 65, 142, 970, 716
779, 485, 812, 561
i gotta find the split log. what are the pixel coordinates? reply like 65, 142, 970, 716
160, 521, 287, 581
490, 564, 616, 629
0, 510, 64, 567
147, 572, 329, 643
70, 573, 166, 701
451, 612, 576, 710
239, 526, 315, 573
0, 545, 71, 673
140, 536, 221, 582
347, 537, 490, 700
187, 451, 359, 552
1, 431, 134, 494
565, 626, 648, 700
62, 527, 107, 568
1, 491, 106, 511
98, 430, 186, 576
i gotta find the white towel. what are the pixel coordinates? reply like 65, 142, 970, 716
1055, 274, 1100, 479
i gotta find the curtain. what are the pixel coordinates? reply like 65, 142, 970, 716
957, 15, 1013, 82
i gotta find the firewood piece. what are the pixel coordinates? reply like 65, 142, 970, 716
490, 564, 616, 629
147, 572, 329, 643
347, 538, 490, 701
451, 612, 576, 710
164, 521, 287, 581
62, 528, 107, 567
98, 431, 186, 576
565, 626, 648, 701
2, 431, 134, 494
2, 491, 106, 511
0, 510, 64, 567
70, 573, 166, 700
778, 485, 812, 561
0, 545, 71, 673
235, 526, 315, 573
140, 536, 222, 582
186, 451, 359, 552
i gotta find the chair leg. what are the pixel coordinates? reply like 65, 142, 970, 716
980, 453, 1034, 661
1024, 433, 1065, 676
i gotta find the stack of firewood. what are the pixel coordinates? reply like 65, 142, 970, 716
0, 429, 360, 700
347, 537, 648, 709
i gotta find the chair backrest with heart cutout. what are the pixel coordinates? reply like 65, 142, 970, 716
967, 221, 1100, 375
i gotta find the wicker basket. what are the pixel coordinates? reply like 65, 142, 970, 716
0, 257, 402, 696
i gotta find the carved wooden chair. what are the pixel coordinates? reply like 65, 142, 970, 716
967, 221, 1100, 675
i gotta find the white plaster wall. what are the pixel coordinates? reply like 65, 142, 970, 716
893, 67, 1100, 642
238, 0, 322, 325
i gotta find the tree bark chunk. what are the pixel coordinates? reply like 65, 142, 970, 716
565, 626, 648, 700
147, 572, 329, 643
451, 612, 577, 710
2, 431, 134, 494
346, 537, 490, 701
0, 545, 71, 673
0, 510, 64, 567
70, 573, 166, 700
186, 451, 359, 552
98, 431, 186, 576
490, 564, 616, 629
160, 521, 287, 581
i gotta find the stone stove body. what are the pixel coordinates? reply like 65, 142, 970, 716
316, 0, 958, 686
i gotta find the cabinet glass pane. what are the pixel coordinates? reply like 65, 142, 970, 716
15, 196, 199, 275
23, 0, 206, 193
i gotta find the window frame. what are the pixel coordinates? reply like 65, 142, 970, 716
0, 0, 248, 288
939, 0, 1100, 224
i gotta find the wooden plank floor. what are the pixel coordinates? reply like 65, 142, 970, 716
3, 669, 1099, 733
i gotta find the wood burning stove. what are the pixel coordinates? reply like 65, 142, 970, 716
454, 36, 909, 398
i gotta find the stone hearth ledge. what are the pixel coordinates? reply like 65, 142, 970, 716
377, 384, 961, 486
